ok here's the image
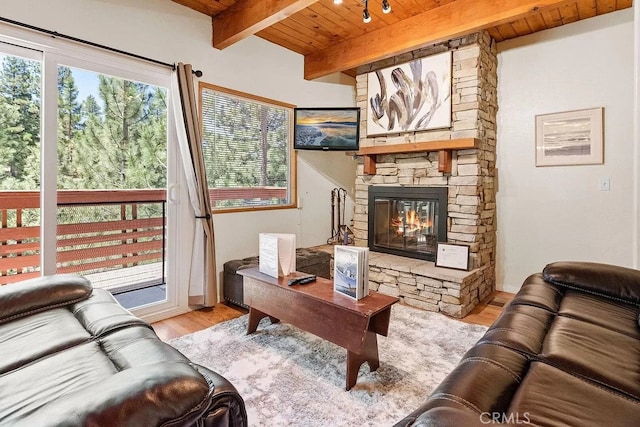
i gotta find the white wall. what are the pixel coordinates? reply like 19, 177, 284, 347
496, 9, 635, 293
1, 0, 357, 289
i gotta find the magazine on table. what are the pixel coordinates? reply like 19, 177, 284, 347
333, 245, 369, 300
258, 233, 296, 278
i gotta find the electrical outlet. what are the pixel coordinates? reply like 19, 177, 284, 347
599, 177, 610, 191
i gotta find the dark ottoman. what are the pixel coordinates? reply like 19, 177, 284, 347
223, 248, 331, 308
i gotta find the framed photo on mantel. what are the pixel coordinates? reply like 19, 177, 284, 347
435, 243, 469, 271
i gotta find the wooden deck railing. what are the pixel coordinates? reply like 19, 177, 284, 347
0, 189, 167, 285
0, 187, 285, 285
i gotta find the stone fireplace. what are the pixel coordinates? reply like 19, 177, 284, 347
352, 32, 497, 318
368, 186, 447, 261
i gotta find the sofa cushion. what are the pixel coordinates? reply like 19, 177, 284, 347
479, 303, 555, 355
403, 343, 530, 427
476, 274, 559, 355
72, 287, 151, 337
558, 290, 640, 338
540, 315, 640, 400
508, 362, 640, 427
0, 308, 92, 375
543, 261, 640, 304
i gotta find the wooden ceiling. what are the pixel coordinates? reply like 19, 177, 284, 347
172, 0, 632, 79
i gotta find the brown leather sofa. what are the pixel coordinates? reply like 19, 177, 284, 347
395, 261, 640, 426
0, 274, 247, 426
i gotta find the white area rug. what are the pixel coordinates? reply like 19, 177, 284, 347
169, 303, 487, 426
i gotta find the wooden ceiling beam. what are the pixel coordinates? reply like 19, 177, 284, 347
212, 0, 319, 49
303, 0, 575, 80
171, 0, 229, 17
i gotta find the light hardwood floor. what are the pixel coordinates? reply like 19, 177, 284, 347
152, 303, 247, 341
461, 291, 514, 327
151, 291, 514, 341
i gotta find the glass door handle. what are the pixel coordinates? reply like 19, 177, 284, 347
168, 184, 177, 203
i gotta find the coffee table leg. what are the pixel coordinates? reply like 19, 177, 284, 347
346, 331, 379, 390
247, 307, 280, 334
268, 316, 280, 324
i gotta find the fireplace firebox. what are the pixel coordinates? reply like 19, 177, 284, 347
368, 186, 447, 261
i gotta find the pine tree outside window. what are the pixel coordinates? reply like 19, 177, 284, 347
200, 83, 295, 212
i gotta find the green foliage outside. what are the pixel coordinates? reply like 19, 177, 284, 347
0, 55, 40, 191
0, 55, 168, 226
56, 68, 168, 192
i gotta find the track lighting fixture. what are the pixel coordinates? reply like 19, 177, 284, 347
355, 0, 392, 24
332, 0, 391, 23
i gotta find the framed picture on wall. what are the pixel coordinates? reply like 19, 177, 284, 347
535, 107, 604, 166
366, 51, 452, 136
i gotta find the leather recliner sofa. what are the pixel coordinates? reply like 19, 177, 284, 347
0, 274, 247, 426
395, 261, 640, 426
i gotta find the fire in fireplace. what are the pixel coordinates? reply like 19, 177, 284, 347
368, 186, 447, 261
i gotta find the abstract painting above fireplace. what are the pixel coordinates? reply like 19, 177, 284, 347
368, 186, 447, 261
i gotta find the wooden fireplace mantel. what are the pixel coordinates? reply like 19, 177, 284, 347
356, 138, 480, 175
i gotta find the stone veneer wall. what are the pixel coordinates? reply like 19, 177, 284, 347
353, 32, 498, 318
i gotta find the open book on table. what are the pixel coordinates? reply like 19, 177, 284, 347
258, 233, 296, 278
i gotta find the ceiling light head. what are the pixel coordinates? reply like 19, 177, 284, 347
333, 0, 343, 4
362, 9, 371, 23
363, 2, 371, 24
382, 0, 391, 14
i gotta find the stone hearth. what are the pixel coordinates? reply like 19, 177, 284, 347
353, 32, 497, 318
368, 252, 489, 318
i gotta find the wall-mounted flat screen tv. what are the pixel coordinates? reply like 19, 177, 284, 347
293, 107, 360, 151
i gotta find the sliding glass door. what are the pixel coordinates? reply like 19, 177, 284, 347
0, 32, 182, 320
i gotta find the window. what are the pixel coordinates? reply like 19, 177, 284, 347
200, 83, 295, 211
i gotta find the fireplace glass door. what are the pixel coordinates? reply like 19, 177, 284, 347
368, 187, 447, 261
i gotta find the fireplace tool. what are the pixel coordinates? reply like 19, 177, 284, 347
327, 187, 354, 245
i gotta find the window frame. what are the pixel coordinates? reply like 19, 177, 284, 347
199, 82, 297, 214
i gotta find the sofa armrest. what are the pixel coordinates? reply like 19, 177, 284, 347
543, 261, 640, 303
0, 274, 92, 324
13, 363, 227, 427
193, 365, 248, 427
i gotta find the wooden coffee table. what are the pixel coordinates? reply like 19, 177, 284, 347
238, 267, 399, 390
